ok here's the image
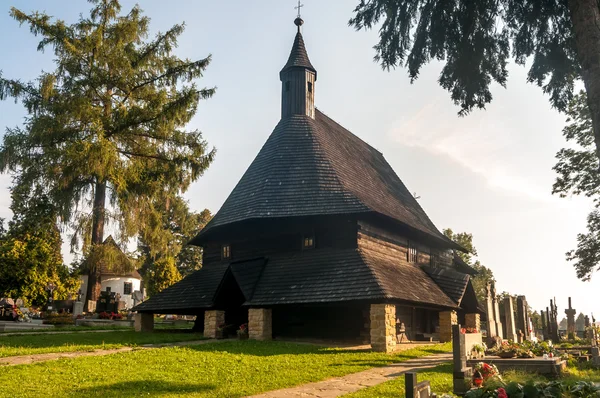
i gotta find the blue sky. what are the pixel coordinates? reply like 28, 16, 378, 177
0, 1, 596, 318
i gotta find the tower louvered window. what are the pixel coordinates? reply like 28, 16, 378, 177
408, 241, 418, 263
222, 244, 231, 260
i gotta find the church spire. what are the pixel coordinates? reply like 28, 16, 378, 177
280, 14, 317, 119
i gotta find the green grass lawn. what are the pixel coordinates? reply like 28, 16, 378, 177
0, 330, 206, 358
2, 341, 450, 398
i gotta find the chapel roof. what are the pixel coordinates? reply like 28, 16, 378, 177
280, 28, 317, 77
192, 110, 459, 250
133, 247, 459, 313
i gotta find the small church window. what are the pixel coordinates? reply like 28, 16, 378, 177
303, 235, 315, 249
123, 282, 133, 295
407, 241, 418, 263
222, 244, 231, 260
286, 81, 291, 92
307, 82, 313, 93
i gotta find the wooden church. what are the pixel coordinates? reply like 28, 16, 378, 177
134, 17, 482, 352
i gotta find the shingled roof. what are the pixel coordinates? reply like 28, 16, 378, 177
192, 111, 458, 250
280, 30, 316, 77
134, 247, 458, 313
133, 263, 228, 313
422, 266, 470, 305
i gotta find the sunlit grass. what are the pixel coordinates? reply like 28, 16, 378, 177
1, 341, 451, 398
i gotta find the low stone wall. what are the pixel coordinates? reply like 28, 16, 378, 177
249, 308, 272, 341
467, 357, 566, 376
0, 321, 54, 332
76, 319, 134, 328
370, 304, 396, 353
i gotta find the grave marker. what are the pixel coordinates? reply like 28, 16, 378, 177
452, 324, 472, 396
565, 297, 577, 339
516, 296, 530, 342
504, 296, 518, 342
405, 372, 436, 398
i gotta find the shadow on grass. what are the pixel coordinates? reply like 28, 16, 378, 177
185, 340, 449, 359
75, 380, 216, 397
185, 340, 375, 357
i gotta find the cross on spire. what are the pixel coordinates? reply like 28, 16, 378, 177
295, 1, 304, 18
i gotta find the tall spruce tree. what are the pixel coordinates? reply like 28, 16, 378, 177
349, 0, 600, 168
0, 0, 215, 309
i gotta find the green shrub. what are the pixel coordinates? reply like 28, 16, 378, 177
43, 313, 74, 325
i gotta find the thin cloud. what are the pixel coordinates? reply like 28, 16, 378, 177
388, 99, 560, 205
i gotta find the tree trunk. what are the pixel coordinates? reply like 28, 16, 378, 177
84, 180, 106, 312
568, 0, 600, 168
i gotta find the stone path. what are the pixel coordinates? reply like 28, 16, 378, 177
248, 353, 452, 398
0, 339, 221, 366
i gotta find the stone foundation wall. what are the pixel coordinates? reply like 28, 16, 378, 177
204, 310, 225, 338
370, 304, 396, 353
249, 308, 272, 340
465, 313, 481, 331
439, 311, 458, 343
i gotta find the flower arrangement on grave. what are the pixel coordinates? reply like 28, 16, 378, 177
474, 362, 500, 382
465, 380, 600, 398
471, 343, 487, 358
112, 312, 123, 320
99, 311, 111, 320
237, 323, 249, 340
461, 327, 480, 334
495, 341, 519, 358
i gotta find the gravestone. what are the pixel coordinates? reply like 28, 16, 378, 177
504, 297, 518, 342
485, 282, 503, 342
585, 316, 594, 340
73, 301, 84, 317
96, 290, 118, 313
565, 297, 577, 339
452, 324, 472, 396
541, 310, 547, 340
516, 296, 530, 342
551, 299, 560, 342
405, 373, 436, 398
492, 283, 504, 340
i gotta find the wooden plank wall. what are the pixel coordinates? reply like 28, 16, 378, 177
357, 220, 454, 268
202, 218, 358, 265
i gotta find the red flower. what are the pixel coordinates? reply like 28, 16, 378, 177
497, 388, 508, 398
460, 328, 467, 334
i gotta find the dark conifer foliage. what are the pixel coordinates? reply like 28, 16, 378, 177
349, 0, 600, 165
0, 0, 215, 307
